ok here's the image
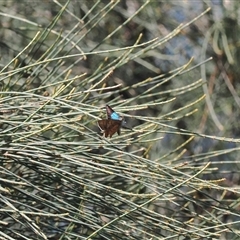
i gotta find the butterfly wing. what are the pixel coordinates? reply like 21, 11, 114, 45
98, 119, 108, 131
98, 119, 121, 138
108, 120, 121, 137
98, 120, 110, 137
106, 105, 121, 120
117, 128, 121, 135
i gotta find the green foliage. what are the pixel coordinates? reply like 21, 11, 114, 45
0, 1, 240, 239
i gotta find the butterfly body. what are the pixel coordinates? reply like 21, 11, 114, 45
98, 105, 124, 138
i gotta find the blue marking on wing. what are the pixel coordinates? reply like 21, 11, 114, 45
110, 112, 120, 120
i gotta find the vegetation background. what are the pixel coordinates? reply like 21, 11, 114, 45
1, 0, 240, 239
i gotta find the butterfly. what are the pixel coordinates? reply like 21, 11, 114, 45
98, 105, 126, 138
